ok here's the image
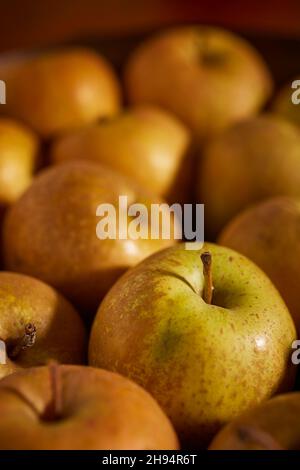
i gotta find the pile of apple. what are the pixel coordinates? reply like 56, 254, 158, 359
0, 25, 300, 450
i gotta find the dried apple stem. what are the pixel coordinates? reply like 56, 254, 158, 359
200, 251, 214, 304
9, 323, 37, 359
49, 361, 63, 419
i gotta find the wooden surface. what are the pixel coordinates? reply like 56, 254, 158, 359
0, 0, 299, 53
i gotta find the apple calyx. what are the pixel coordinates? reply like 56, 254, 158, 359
236, 425, 284, 450
201, 51, 226, 66
200, 251, 214, 304
9, 323, 37, 359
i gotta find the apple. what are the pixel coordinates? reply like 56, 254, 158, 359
272, 78, 300, 128
0, 48, 121, 137
219, 196, 300, 335
0, 206, 4, 267
51, 105, 192, 203
198, 114, 300, 238
0, 363, 179, 449
0, 118, 38, 206
0, 271, 86, 380
0, 117, 38, 267
125, 26, 272, 141
89, 242, 296, 447
3, 160, 176, 315
209, 392, 300, 450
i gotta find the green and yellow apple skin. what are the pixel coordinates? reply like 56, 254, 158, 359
125, 26, 272, 141
219, 196, 300, 335
0, 272, 86, 380
89, 243, 296, 447
198, 114, 300, 238
51, 106, 192, 203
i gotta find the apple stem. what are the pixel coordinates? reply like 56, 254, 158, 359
9, 323, 37, 359
49, 361, 63, 420
200, 251, 214, 304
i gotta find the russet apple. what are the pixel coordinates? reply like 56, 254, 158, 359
0, 206, 5, 268
209, 392, 300, 450
0, 117, 38, 267
218, 196, 300, 335
3, 160, 176, 315
125, 26, 272, 141
89, 242, 296, 447
0, 364, 179, 449
0, 48, 120, 137
51, 105, 192, 203
0, 118, 38, 206
198, 114, 300, 238
0, 272, 86, 380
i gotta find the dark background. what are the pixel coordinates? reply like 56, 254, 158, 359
0, 0, 300, 54
0, 0, 299, 87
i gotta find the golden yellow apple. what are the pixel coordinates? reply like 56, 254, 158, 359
51, 105, 192, 202
0, 48, 121, 137
125, 26, 272, 141
0, 117, 38, 205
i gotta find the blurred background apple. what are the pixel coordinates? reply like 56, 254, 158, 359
51, 106, 192, 203
125, 26, 272, 142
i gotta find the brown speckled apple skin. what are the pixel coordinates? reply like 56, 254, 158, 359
0, 271, 86, 379
209, 392, 300, 450
0, 365, 179, 450
3, 161, 176, 315
89, 242, 296, 448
